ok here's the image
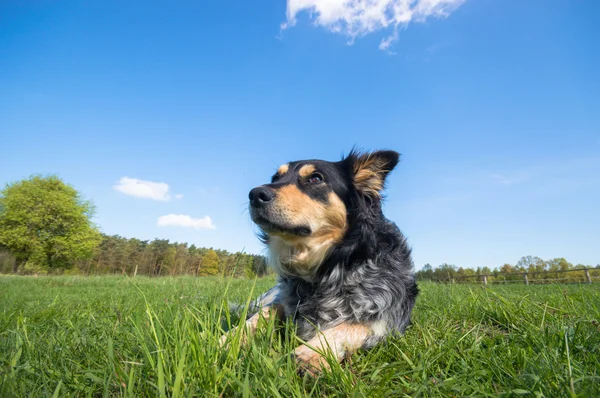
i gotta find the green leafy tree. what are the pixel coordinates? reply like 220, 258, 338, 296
252, 254, 269, 276
0, 175, 101, 273
500, 263, 514, 273
200, 249, 220, 276
149, 239, 170, 276
516, 255, 544, 272
244, 254, 257, 279
547, 257, 572, 272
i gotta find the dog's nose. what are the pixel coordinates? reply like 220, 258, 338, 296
249, 186, 275, 207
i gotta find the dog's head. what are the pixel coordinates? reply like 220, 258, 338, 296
249, 149, 400, 280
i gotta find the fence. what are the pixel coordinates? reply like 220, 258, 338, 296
424, 268, 600, 285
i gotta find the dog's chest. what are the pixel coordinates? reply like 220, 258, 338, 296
279, 269, 386, 338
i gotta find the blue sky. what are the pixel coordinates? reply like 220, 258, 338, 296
1, 0, 599, 269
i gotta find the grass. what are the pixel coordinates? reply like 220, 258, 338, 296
1, 275, 599, 397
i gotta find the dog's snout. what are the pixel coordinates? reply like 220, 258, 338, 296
249, 186, 275, 207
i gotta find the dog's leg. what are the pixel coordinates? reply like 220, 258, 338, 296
251, 285, 281, 311
219, 304, 284, 346
219, 285, 284, 347
294, 321, 385, 375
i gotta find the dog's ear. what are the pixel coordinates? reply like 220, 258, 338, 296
344, 149, 400, 198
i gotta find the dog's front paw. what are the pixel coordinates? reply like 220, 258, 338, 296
218, 331, 231, 347
218, 327, 238, 347
219, 326, 248, 347
294, 344, 330, 376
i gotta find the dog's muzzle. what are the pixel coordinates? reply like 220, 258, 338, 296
249, 186, 275, 208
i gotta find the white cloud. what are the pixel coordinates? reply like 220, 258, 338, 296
157, 214, 216, 230
113, 177, 173, 201
379, 30, 398, 52
175, 194, 184, 200
282, 0, 466, 50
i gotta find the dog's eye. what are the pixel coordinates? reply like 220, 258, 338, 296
271, 174, 280, 183
307, 173, 323, 184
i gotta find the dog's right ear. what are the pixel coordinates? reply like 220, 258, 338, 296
343, 148, 400, 198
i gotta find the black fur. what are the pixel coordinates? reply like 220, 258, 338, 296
249, 148, 418, 348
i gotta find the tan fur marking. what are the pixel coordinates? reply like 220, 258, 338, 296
294, 323, 373, 374
277, 164, 289, 176
246, 305, 284, 332
298, 164, 316, 178
353, 155, 392, 198
269, 188, 347, 279
275, 184, 314, 226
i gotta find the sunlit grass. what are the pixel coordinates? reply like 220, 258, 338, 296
1, 275, 598, 397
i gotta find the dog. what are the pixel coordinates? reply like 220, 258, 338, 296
220, 149, 418, 375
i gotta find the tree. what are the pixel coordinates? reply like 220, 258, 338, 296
149, 239, 171, 276
516, 256, 545, 273
200, 249, 220, 276
547, 258, 572, 272
500, 263, 514, 274
0, 175, 101, 273
250, 254, 269, 277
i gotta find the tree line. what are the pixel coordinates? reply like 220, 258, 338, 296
416, 255, 600, 284
0, 233, 269, 277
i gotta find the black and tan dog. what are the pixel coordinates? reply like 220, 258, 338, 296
221, 149, 418, 374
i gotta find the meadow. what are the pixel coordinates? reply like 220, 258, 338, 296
1, 275, 599, 397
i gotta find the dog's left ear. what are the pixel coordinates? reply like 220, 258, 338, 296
345, 149, 400, 198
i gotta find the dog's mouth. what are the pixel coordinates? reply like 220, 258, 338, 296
251, 213, 311, 237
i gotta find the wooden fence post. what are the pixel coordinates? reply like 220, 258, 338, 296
524, 273, 529, 285
483, 275, 488, 285
451, 278, 455, 284
585, 268, 592, 284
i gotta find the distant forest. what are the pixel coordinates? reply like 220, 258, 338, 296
416, 256, 600, 284
3, 237, 598, 281
0, 233, 270, 278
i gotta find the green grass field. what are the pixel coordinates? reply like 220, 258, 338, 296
1, 276, 599, 397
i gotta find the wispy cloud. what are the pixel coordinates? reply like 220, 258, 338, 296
444, 170, 533, 188
448, 157, 600, 190
197, 187, 220, 197
379, 30, 399, 53
281, 0, 466, 50
488, 172, 532, 186
113, 177, 183, 201
157, 214, 216, 230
